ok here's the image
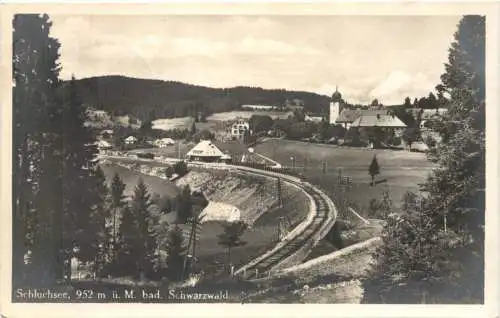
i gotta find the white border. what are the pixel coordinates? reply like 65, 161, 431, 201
1, 2, 498, 318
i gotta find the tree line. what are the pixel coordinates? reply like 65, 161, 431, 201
71, 76, 331, 123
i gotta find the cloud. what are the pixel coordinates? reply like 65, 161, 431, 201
369, 71, 435, 104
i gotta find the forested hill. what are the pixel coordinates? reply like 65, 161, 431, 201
71, 75, 331, 121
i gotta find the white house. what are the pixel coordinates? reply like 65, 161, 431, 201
124, 136, 137, 145
154, 138, 175, 148
226, 119, 250, 139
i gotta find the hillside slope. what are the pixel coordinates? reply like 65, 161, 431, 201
71, 75, 330, 121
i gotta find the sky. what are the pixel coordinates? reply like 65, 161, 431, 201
50, 15, 461, 105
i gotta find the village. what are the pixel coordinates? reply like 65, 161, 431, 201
92, 87, 446, 160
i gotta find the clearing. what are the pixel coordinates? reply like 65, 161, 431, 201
255, 139, 435, 213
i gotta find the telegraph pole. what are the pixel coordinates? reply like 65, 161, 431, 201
276, 177, 283, 209
182, 214, 202, 279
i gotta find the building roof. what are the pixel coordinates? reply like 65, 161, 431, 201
186, 140, 225, 158
337, 109, 362, 123
337, 109, 389, 123
351, 114, 407, 128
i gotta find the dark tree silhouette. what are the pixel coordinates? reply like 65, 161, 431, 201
110, 173, 126, 248
217, 221, 247, 269
368, 155, 380, 186
164, 225, 186, 281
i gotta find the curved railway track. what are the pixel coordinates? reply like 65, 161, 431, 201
233, 173, 333, 279
97, 154, 336, 279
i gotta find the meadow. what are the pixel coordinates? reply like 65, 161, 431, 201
255, 139, 435, 214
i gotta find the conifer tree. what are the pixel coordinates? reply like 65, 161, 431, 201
61, 75, 101, 268
85, 166, 111, 277
177, 185, 193, 223
165, 225, 186, 281
116, 205, 137, 276
423, 15, 485, 301
217, 221, 247, 269
13, 14, 64, 286
403, 96, 412, 109
110, 172, 126, 246
362, 15, 485, 304
368, 155, 380, 186
130, 179, 157, 279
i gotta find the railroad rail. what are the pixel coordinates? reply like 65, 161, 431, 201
232, 173, 336, 279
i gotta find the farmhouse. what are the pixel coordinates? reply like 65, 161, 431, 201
186, 140, 226, 163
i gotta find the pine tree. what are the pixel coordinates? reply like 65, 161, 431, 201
130, 179, 157, 279
362, 15, 485, 304
177, 185, 193, 223
85, 166, 111, 277
362, 192, 458, 303
61, 75, 101, 268
116, 205, 137, 276
110, 172, 126, 246
165, 225, 186, 281
13, 14, 64, 286
368, 155, 380, 186
424, 15, 485, 302
403, 96, 412, 109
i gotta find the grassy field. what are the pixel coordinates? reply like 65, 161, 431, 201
255, 139, 435, 214
152, 116, 194, 131
206, 110, 293, 122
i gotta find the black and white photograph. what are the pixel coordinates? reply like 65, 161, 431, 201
1, 2, 498, 314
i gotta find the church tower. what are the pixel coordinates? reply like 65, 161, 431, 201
329, 86, 342, 124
